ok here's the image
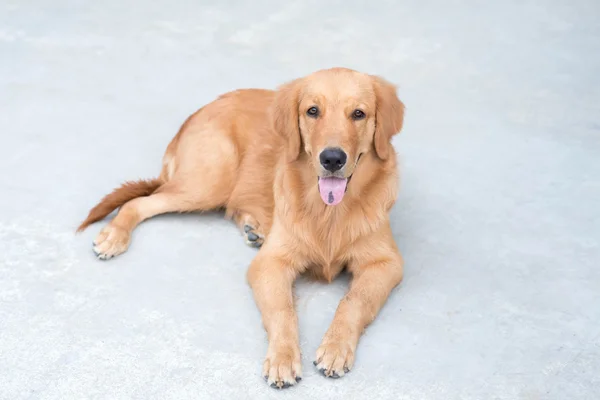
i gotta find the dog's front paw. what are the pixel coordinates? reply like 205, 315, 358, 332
314, 337, 355, 379
263, 343, 302, 389
92, 224, 131, 260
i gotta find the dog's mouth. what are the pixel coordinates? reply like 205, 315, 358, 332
318, 176, 348, 206
317, 154, 361, 206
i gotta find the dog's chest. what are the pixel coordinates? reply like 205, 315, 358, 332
307, 259, 346, 282
297, 216, 354, 281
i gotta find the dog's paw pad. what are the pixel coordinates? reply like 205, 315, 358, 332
243, 225, 264, 248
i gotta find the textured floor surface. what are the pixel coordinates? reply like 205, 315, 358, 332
1, 1, 599, 399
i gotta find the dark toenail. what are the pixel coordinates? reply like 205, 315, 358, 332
313, 361, 318, 366
282, 383, 291, 389
319, 368, 327, 375
270, 383, 278, 389
244, 225, 253, 233
344, 367, 350, 373
331, 372, 340, 379
264, 375, 268, 381
247, 232, 259, 241
295, 376, 302, 382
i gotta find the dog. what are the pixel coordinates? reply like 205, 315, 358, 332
78, 67, 406, 389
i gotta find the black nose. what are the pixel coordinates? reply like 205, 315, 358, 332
319, 147, 347, 172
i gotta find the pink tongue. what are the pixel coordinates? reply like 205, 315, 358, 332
318, 177, 348, 206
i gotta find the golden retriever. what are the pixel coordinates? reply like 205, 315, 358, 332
78, 67, 405, 389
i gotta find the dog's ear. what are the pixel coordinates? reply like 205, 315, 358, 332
371, 75, 405, 160
272, 78, 303, 161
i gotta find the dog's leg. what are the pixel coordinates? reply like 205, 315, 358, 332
92, 183, 210, 260
91, 130, 239, 260
314, 234, 403, 378
247, 251, 302, 389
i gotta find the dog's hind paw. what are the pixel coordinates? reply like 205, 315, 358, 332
243, 224, 264, 248
92, 223, 131, 260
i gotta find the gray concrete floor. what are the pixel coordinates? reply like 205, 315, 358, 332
1, 1, 599, 399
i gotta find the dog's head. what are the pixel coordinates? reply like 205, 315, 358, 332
272, 67, 405, 206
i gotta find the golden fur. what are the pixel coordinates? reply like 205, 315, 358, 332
78, 67, 406, 388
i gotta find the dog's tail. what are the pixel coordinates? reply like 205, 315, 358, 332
76, 178, 162, 232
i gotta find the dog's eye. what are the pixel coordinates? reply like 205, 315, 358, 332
352, 109, 366, 120
307, 106, 319, 117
